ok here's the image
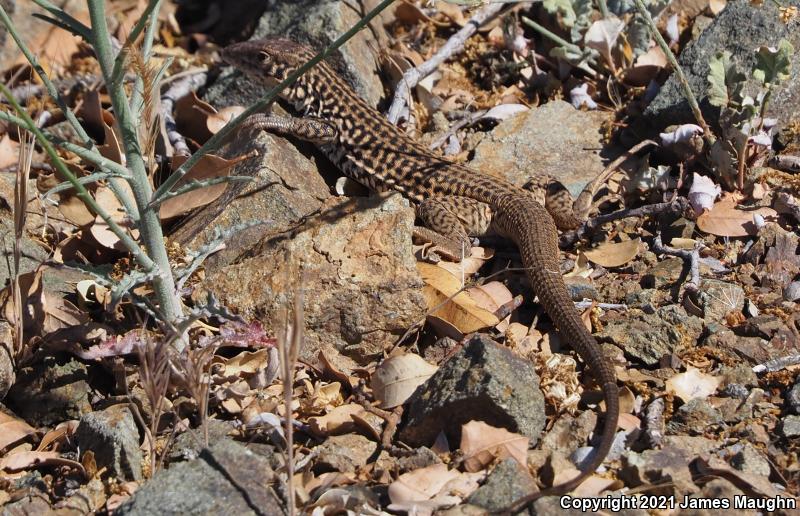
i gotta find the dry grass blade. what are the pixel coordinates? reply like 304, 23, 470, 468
134, 333, 172, 473
128, 47, 160, 171
12, 127, 34, 360
277, 258, 304, 516
171, 338, 217, 446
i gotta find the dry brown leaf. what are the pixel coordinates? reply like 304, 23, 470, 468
0, 134, 20, 169
387, 463, 461, 503
465, 281, 514, 331
35, 421, 78, 452
0, 450, 68, 472
460, 420, 529, 473
371, 354, 438, 409
159, 154, 241, 220
307, 404, 365, 436
436, 246, 494, 277
617, 413, 641, 431
0, 412, 36, 452
175, 91, 219, 144
13, 9, 89, 74
417, 262, 500, 335
665, 367, 720, 402
394, 1, 450, 27
582, 238, 640, 268
214, 349, 270, 378
709, 0, 727, 14
697, 195, 777, 237
207, 106, 246, 134
435, 0, 467, 26
89, 186, 134, 250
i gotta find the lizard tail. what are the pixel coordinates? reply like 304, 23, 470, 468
491, 193, 620, 514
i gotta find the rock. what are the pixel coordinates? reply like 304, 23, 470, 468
76, 404, 143, 481
598, 306, 703, 366
728, 443, 771, 477
117, 439, 282, 516
466, 458, 537, 513
667, 399, 723, 435
7, 354, 91, 426
173, 130, 330, 267
681, 478, 749, 516
717, 364, 758, 397
640, 257, 685, 290
698, 280, 745, 322
784, 281, 800, 302
621, 446, 698, 494
206, 0, 389, 110
195, 190, 425, 363
314, 433, 379, 473
787, 381, 800, 414
636, 0, 800, 136
782, 415, 800, 438
401, 334, 546, 446
662, 435, 720, 456
167, 419, 237, 463
470, 100, 614, 197
702, 329, 770, 365
540, 410, 597, 457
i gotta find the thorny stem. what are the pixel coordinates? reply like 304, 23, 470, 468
631, 0, 716, 147
151, 0, 400, 206
88, 0, 184, 342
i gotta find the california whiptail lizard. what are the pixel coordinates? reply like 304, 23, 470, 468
222, 38, 619, 507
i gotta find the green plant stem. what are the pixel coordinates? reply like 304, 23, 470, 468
1, 85, 155, 272
521, 16, 581, 52
88, 0, 183, 336
151, 0, 400, 206
596, 0, 610, 18
631, 0, 715, 146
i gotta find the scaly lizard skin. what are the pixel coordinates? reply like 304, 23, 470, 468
222, 38, 619, 506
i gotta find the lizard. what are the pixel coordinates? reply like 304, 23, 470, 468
221, 37, 619, 507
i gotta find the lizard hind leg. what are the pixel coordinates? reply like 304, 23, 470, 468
524, 175, 582, 231
415, 196, 492, 261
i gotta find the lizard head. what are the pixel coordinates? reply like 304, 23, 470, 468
222, 38, 315, 87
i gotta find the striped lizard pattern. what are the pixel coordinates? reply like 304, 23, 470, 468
222, 38, 619, 505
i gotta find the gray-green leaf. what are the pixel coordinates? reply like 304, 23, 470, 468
753, 39, 794, 86
707, 50, 745, 108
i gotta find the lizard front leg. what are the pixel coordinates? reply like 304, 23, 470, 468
242, 113, 338, 145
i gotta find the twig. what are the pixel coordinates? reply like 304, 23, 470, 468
752, 354, 800, 374
160, 71, 208, 157
643, 397, 665, 447
630, 0, 715, 147
386, 3, 505, 124
652, 232, 701, 293
561, 196, 689, 248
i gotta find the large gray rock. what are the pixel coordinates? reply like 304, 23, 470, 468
466, 458, 537, 514
7, 354, 91, 426
206, 0, 391, 110
76, 404, 143, 481
401, 334, 546, 446
636, 0, 800, 136
469, 100, 614, 197
117, 439, 282, 516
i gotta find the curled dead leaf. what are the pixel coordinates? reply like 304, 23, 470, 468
697, 195, 777, 237
460, 420, 529, 473
371, 354, 438, 409
582, 238, 640, 268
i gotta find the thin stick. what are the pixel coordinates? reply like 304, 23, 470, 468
386, 3, 505, 124
630, 0, 715, 146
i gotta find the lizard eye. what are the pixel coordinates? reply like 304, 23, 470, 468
258, 51, 271, 64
